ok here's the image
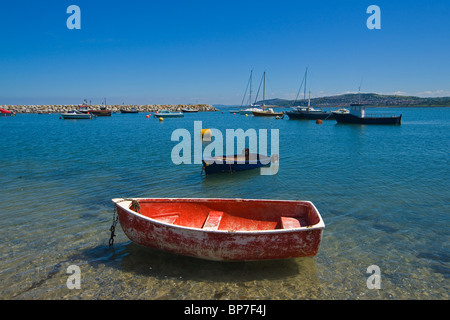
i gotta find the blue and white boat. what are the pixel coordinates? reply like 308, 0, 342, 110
154, 110, 184, 118
60, 110, 96, 119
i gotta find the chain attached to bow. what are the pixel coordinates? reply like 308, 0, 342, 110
109, 206, 119, 247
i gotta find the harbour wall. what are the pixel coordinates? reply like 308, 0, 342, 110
1, 104, 218, 114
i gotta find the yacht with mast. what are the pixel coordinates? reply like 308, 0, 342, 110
252, 72, 284, 117
285, 68, 335, 120
239, 70, 263, 114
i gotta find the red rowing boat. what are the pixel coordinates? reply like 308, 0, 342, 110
111, 198, 325, 261
0, 108, 15, 116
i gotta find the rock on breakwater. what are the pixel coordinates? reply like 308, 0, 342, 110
0, 104, 218, 114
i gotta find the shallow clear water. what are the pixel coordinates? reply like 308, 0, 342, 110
0, 108, 448, 300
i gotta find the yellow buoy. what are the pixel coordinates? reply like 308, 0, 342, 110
159, 117, 163, 121
245, 114, 248, 117
201, 129, 212, 142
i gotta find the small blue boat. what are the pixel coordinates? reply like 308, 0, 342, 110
202, 150, 275, 175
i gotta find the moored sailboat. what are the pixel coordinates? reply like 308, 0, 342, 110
252, 72, 284, 117
238, 70, 263, 115
286, 68, 335, 120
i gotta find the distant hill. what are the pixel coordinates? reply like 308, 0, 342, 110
254, 93, 450, 108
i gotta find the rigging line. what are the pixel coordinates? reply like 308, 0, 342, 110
358, 76, 364, 103
265, 73, 275, 104
240, 73, 251, 107
293, 70, 307, 107
253, 72, 264, 105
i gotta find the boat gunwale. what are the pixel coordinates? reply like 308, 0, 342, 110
202, 153, 272, 164
112, 197, 325, 234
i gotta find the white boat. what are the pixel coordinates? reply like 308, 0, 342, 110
181, 108, 198, 113
333, 108, 350, 114
60, 110, 96, 119
239, 71, 264, 114
154, 110, 184, 118
252, 108, 284, 117
251, 72, 284, 117
239, 106, 263, 115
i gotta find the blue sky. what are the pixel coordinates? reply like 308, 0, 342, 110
0, 0, 449, 105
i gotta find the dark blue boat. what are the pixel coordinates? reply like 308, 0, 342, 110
333, 104, 402, 125
286, 107, 335, 120
202, 150, 274, 175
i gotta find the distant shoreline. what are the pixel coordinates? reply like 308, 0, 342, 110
245, 93, 450, 109
215, 104, 449, 109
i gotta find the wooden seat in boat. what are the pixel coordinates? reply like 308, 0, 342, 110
202, 211, 224, 231
152, 213, 180, 225
281, 217, 302, 229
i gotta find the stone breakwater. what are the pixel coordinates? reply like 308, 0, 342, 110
0, 104, 218, 114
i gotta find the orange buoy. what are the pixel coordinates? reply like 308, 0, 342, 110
316, 119, 323, 124
146, 115, 149, 118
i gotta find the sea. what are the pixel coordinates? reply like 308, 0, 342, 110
0, 107, 448, 300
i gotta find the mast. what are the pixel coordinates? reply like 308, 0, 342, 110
249, 70, 252, 107
262, 71, 266, 108
304, 67, 308, 103
358, 84, 361, 104
358, 78, 363, 104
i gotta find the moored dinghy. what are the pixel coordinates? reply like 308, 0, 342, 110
251, 72, 284, 117
0, 108, 15, 116
60, 110, 96, 119
202, 149, 277, 175
154, 110, 184, 118
111, 198, 325, 261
